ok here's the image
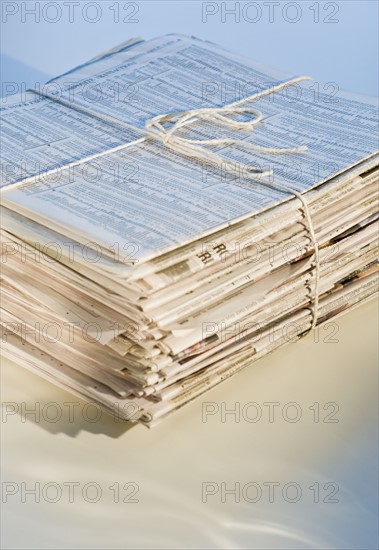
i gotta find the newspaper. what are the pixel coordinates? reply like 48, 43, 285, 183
1, 34, 378, 427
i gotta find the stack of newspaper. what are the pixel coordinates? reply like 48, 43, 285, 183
1, 35, 378, 427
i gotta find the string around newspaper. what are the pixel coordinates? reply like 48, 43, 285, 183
24, 76, 320, 331
145, 77, 320, 330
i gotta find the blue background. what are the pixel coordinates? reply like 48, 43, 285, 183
1, 0, 378, 97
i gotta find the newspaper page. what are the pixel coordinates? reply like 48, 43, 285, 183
1, 35, 378, 264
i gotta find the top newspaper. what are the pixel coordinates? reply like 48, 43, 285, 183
1, 34, 378, 264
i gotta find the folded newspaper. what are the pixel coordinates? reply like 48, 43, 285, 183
1, 34, 378, 427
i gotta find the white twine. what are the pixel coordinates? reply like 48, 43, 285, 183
9, 75, 320, 330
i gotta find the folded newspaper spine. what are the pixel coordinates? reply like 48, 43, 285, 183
1, 34, 378, 427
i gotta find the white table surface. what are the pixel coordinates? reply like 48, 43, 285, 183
1, 296, 378, 549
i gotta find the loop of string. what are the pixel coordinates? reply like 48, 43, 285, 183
14, 75, 319, 330
146, 106, 308, 179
